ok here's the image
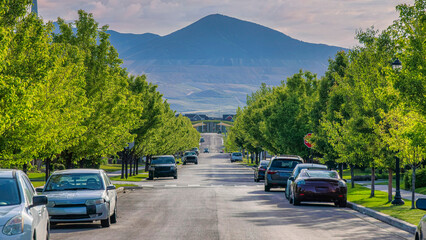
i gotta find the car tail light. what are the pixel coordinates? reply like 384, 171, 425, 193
299, 193, 305, 196
338, 195, 344, 198
267, 170, 277, 174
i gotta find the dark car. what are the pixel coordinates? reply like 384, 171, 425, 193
253, 160, 270, 182
285, 163, 328, 200
183, 151, 198, 165
148, 155, 178, 180
415, 198, 426, 240
200, 137, 205, 143
264, 155, 303, 192
203, 148, 209, 153
290, 169, 347, 207
191, 147, 199, 156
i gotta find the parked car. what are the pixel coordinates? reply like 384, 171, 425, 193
183, 151, 198, 165
264, 155, 303, 192
149, 155, 178, 179
191, 147, 199, 156
253, 160, 270, 182
39, 169, 117, 227
204, 148, 209, 153
285, 163, 328, 200
200, 137, 205, 143
289, 169, 347, 207
230, 152, 243, 162
0, 169, 49, 239
415, 198, 426, 240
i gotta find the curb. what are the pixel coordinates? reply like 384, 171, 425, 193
347, 201, 416, 234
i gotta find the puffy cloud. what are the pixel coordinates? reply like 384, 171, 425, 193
38, 0, 413, 48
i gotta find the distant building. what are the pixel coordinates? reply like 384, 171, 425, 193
184, 114, 209, 121
223, 114, 235, 122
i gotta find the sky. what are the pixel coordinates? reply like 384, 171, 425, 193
37, 0, 413, 48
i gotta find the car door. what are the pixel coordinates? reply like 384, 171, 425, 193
102, 172, 116, 214
20, 174, 48, 239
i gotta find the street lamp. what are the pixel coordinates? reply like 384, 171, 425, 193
391, 58, 404, 205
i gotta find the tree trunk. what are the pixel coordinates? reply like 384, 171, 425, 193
121, 154, 125, 179
134, 156, 138, 175
45, 157, 51, 182
350, 164, 355, 188
388, 168, 393, 202
129, 156, 133, 176
23, 163, 27, 174
370, 166, 375, 197
125, 156, 128, 179
338, 163, 343, 179
145, 155, 150, 172
412, 165, 416, 209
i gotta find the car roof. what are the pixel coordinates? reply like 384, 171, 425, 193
51, 169, 103, 175
272, 155, 303, 161
295, 164, 327, 169
0, 169, 17, 178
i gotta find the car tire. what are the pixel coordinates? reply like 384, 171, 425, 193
183, 162, 186, 165
101, 214, 111, 228
174, 172, 178, 179
110, 205, 117, 224
337, 199, 347, 208
293, 196, 301, 206
264, 184, 271, 192
148, 172, 153, 180
195, 161, 198, 165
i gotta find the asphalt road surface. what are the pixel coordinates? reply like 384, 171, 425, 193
51, 133, 414, 240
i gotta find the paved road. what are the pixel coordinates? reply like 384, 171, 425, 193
51, 133, 414, 240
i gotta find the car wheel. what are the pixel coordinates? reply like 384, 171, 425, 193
174, 172, 178, 179
338, 199, 347, 208
195, 161, 198, 165
183, 162, 186, 165
101, 214, 111, 228
46, 221, 50, 240
110, 205, 117, 223
264, 184, 271, 192
148, 172, 153, 180
285, 189, 289, 200
293, 196, 301, 206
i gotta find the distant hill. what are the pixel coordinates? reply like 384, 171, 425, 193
58, 14, 347, 115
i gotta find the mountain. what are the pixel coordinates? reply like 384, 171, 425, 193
81, 14, 347, 115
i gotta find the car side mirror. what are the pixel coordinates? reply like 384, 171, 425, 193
107, 185, 116, 191
35, 187, 43, 193
416, 198, 426, 210
30, 195, 48, 208
288, 177, 295, 181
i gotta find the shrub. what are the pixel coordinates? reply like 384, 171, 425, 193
404, 167, 426, 190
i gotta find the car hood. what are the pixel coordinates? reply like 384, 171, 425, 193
0, 205, 23, 226
151, 164, 175, 167
43, 190, 105, 204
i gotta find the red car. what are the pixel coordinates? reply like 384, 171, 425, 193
290, 169, 347, 207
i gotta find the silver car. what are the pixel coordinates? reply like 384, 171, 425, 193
38, 169, 117, 227
416, 198, 426, 240
0, 169, 49, 240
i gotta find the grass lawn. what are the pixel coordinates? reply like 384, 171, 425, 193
110, 172, 149, 182
31, 181, 45, 188
342, 169, 371, 179
100, 164, 123, 172
348, 184, 425, 225
28, 172, 45, 181
240, 156, 257, 167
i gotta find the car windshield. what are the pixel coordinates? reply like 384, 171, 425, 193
45, 173, 104, 191
184, 152, 196, 156
304, 170, 339, 179
232, 153, 242, 156
191, 148, 198, 151
270, 159, 300, 169
152, 157, 175, 164
0, 178, 20, 206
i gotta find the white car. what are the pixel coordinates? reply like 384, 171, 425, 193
415, 198, 426, 240
0, 169, 50, 240
230, 152, 243, 162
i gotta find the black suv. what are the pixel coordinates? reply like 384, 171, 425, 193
148, 155, 178, 180
264, 155, 303, 192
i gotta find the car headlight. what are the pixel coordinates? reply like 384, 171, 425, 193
2, 215, 23, 236
46, 201, 55, 207
171, 166, 176, 170
296, 180, 305, 186
338, 180, 346, 187
85, 199, 105, 205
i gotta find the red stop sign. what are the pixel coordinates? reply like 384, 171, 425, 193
304, 133, 312, 148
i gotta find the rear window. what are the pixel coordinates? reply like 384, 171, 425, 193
0, 178, 20, 205
270, 159, 301, 169
232, 153, 242, 156
260, 161, 269, 167
302, 170, 339, 179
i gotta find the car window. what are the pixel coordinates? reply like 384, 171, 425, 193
20, 175, 34, 205
0, 178, 21, 206
270, 159, 301, 169
302, 170, 339, 179
45, 173, 104, 191
260, 161, 269, 167
102, 172, 111, 186
151, 157, 175, 164
232, 153, 242, 156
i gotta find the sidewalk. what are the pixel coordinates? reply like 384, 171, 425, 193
106, 166, 146, 177
355, 180, 426, 201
